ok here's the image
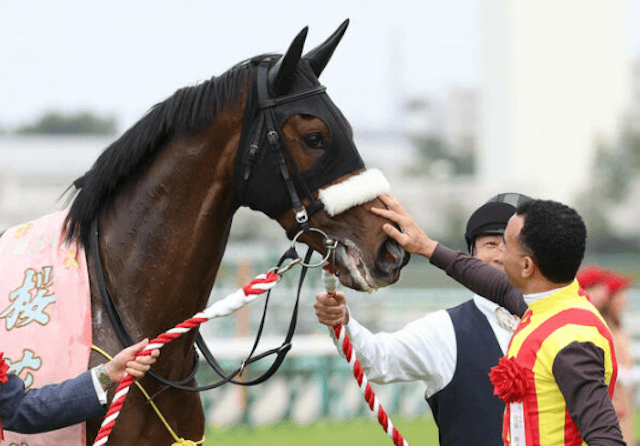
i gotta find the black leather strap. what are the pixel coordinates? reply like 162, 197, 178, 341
90, 217, 311, 392
258, 85, 326, 109
256, 64, 312, 231
90, 218, 202, 390
194, 247, 312, 388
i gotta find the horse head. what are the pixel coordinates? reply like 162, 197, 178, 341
233, 20, 409, 291
60, 20, 411, 445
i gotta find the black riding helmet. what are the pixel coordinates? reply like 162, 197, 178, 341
464, 193, 531, 254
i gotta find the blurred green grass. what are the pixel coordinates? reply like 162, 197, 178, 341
204, 417, 439, 445
204, 412, 640, 445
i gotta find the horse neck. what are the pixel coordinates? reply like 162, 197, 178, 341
100, 107, 244, 341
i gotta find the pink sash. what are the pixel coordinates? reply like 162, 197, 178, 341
1, 210, 92, 446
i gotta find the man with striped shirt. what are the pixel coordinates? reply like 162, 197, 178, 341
372, 196, 624, 445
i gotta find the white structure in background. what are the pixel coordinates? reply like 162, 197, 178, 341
0, 136, 108, 230
403, 95, 442, 137
480, 0, 631, 203
403, 87, 480, 153
0, 131, 476, 243
445, 86, 480, 156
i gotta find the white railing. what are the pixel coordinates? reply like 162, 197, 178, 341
198, 285, 640, 426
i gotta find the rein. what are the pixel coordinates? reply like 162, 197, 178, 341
90, 218, 335, 392
90, 219, 197, 390
194, 229, 336, 388
91, 346, 205, 446
322, 266, 410, 446
92, 231, 338, 446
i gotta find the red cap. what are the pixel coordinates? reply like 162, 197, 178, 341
577, 265, 633, 296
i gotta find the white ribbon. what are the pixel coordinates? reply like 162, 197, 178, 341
510, 401, 526, 445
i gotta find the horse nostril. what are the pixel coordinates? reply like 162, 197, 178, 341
375, 238, 407, 273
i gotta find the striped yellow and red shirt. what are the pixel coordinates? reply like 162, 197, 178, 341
503, 281, 617, 445
430, 245, 624, 444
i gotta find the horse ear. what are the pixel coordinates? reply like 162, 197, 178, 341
303, 19, 349, 78
269, 27, 308, 96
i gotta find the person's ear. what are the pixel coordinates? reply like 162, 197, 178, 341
521, 255, 536, 278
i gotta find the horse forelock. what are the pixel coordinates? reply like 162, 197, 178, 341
64, 55, 274, 247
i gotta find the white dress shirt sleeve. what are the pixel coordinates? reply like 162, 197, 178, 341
329, 307, 458, 398
90, 366, 108, 406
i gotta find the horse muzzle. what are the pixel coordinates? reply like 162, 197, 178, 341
332, 237, 408, 292
375, 237, 410, 276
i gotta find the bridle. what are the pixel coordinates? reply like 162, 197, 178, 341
90, 219, 336, 393
236, 60, 330, 237
89, 60, 342, 393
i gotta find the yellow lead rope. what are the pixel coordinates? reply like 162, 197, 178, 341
91, 345, 205, 446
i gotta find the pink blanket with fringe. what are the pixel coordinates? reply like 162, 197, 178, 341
1, 210, 91, 446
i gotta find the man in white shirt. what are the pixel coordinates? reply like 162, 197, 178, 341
314, 193, 529, 445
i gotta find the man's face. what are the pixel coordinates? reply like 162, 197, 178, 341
472, 234, 504, 270
500, 214, 527, 288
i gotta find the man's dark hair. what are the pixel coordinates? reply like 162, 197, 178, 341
516, 199, 586, 284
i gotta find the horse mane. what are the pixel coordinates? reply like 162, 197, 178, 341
65, 54, 272, 247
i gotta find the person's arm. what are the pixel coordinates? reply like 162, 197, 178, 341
0, 371, 104, 434
370, 194, 527, 317
430, 244, 528, 318
89, 338, 161, 405
552, 341, 625, 445
0, 339, 159, 434
314, 291, 457, 392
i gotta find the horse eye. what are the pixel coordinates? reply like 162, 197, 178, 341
303, 132, 325, 149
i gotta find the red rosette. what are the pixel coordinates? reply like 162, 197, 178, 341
489, 356, 528, 403
0, 352, 9, 384
0, 353, 5, 441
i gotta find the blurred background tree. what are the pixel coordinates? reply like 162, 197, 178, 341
16, 111, 117, 135
405, 134, 476, 177
576, 124, 640, 254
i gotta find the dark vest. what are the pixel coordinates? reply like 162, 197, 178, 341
426, 300, 505, 445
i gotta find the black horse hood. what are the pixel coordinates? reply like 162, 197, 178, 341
232, 20, 365, 220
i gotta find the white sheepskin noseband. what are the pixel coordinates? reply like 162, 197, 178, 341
318, 168, 390, 216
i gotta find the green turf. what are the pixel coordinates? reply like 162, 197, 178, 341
205, 417, 439, 445
204, 411, 640, 445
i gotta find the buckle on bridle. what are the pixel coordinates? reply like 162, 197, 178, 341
295, 208, 308, 225
267, 130, 279, 145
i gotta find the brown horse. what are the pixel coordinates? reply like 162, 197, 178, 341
65, 20, 408, 445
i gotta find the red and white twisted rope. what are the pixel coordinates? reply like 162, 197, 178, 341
322, 265, 410, 446
92, 271, 279, 446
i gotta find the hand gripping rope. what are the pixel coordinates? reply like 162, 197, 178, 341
322, 265, 410, 446
92, 271, 280, 446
